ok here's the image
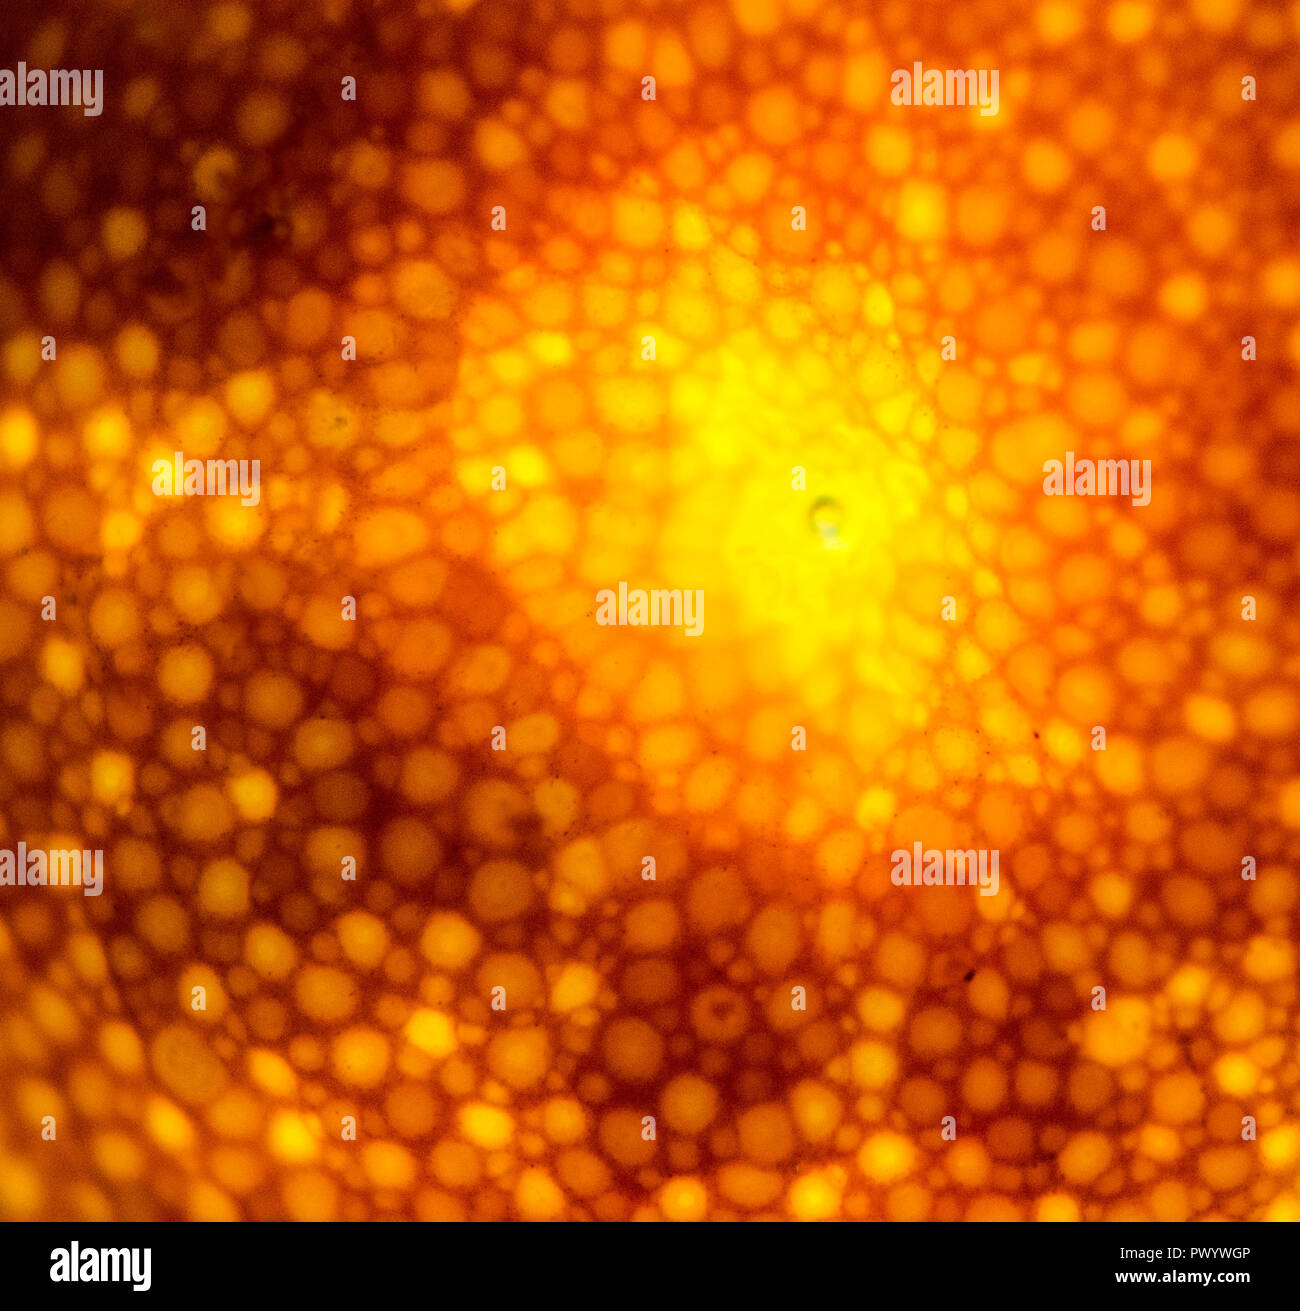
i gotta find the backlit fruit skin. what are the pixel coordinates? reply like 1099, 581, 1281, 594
1, 0, 1299, 1224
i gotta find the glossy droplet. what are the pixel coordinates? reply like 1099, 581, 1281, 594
809, 496, 843, 544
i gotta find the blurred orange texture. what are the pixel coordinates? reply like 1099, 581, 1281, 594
1, 0, 1299, 1222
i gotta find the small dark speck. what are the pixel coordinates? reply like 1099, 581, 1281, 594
963, 969, 975, 982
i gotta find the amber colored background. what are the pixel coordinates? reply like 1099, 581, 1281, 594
1, 0, 1299, 1221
